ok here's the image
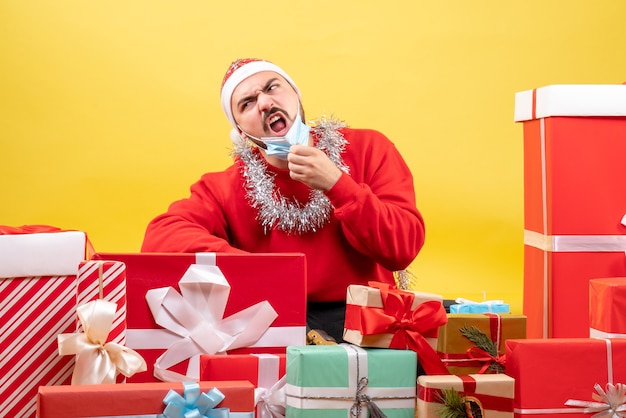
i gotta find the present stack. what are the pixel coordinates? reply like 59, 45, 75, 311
504, 84, 626, 418
514, 84, 626, 339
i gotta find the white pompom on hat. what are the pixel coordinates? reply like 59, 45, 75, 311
220, 58, 300, 130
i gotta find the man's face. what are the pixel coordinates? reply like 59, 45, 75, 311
230, 71, 300, 139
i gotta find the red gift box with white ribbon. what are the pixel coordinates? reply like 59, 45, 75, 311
506, 337, 626, 417
515, 84, 626, 339
92, 252, 307, 383
201, 353, 286, 418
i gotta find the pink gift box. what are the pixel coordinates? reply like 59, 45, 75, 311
589, 277, 626, 338
92, 252, 307, 382
515, 85, 626, 338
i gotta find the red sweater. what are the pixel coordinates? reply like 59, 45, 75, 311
142, 127, 425, 302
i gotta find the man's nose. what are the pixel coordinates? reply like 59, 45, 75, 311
256, 92, 274, 112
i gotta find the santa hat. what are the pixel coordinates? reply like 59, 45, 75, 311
220, 58, 300, 130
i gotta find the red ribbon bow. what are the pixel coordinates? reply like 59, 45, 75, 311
466, 347, 506, 374
357, 282, 450, 375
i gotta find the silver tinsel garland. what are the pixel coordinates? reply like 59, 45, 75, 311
233, 116, 350, 235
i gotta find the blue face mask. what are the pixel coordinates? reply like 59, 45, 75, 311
261, 116, 311, 160
259, 110, 311, 160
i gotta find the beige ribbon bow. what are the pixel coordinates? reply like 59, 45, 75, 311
58, 299, 147, 385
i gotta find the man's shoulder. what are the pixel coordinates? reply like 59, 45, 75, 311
339, 126, 392, 148
197, 163, 240, 183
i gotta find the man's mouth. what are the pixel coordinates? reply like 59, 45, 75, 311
267, 113, 287, 135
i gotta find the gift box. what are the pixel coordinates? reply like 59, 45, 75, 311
515, 84, 626, 338
37, 380, 255, 418
590, 277, 626, 338
417, 373, 514, 417
506, 337, 626, 417
286, 344, 417, 418
0, 227, 89, 418
201, 353, 286, 417
343, 282, 449, 375
76, 260, 127, 345
92, 252, 307, 382
437, 313, 526, 375
449, 299, 510, 314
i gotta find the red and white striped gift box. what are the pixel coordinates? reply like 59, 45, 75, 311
76, 260, 127, 346
0, 228, 91, 418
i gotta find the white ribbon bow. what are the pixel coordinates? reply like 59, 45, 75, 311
565, 383, 626, 417
58, 299, 147, 385
146, 263, 278, 382
256, 376, 287, 418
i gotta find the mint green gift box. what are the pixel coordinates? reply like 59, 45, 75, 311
285, 344, 416, 418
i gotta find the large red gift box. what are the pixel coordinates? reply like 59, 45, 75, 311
92, 252, 307, 382
515, 84, 626, 338
506, 337, 626, 417
37, 380, 255, 418
589, 277, 626, 338
0, 227, 92, 418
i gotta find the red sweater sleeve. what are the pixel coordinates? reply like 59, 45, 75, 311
141, 167, 248, 254
323, 128, 425, 271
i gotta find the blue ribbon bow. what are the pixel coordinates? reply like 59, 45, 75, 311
163, 382, 230, 418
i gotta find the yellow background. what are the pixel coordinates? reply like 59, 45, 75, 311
2, 1, 625, 314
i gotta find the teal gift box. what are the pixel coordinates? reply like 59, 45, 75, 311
450, 300, 510, 314
285, 344, 417, 418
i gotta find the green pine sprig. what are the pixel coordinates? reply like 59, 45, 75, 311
437, 387, 468, 418
459, 325, 504, 373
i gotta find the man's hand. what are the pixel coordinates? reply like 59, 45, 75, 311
287, 144, 342, 191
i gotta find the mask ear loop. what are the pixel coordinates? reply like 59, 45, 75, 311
236, 125, 268, 149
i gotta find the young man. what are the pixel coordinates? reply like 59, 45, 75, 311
141, 58, 425, 342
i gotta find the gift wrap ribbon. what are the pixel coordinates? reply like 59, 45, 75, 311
514, 338, 626, 415
439, 313, 507, 372
418, 374, 513, 412
129, 254, 279, 381
58, 299, 147, 385
253, 354, 286, 418
285, 344, 416, 417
